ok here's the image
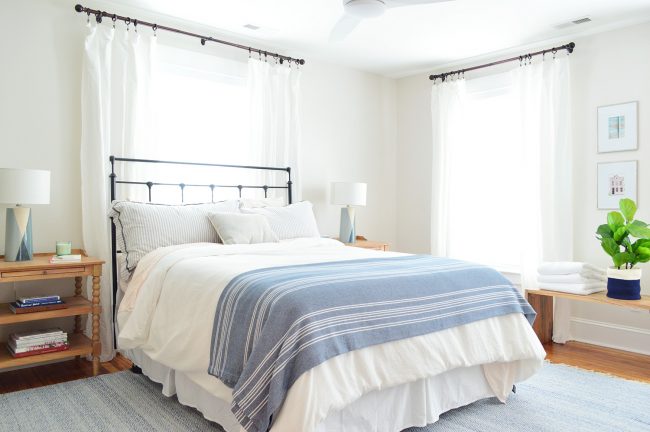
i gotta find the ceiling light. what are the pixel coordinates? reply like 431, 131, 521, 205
344, 0, 387, 19
243, 24, 261, 30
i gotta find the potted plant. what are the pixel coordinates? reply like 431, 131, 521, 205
596, 198, 650, 300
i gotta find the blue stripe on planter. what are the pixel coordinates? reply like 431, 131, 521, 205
606, 277, 641, 300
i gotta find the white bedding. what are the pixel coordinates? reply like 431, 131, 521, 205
117, 238, 545, 431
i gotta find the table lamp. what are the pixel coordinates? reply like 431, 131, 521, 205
331, 182, 367, 243
0, 168, 51, 262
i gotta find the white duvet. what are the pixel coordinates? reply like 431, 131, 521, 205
118, 238, 545, 432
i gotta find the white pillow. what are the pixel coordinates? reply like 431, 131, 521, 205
208, 212, 279, 245
109, 200, 240, 278
240, 201, 321, 240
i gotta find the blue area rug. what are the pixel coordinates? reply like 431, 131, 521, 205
408, 363, 650, 432
0, 363, 648, 431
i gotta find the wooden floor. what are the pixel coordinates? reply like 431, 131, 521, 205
0, 354, 132, 394
544, 341, 650, 384
0, 342, 648, 394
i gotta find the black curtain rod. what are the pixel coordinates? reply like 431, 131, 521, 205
429, 42, 575, 81
74, 4, 306, 66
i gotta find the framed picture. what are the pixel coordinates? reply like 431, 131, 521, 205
597, 161, 637, 209
597, 101, 638, 153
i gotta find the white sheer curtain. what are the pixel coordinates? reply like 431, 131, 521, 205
431, 56, 572, 342
514, 56, 573, 342
248, 58, 302, 202
80, 22, 156, 360
430, 79, 466, 257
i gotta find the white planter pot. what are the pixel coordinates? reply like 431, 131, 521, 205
606, 267, 642, 300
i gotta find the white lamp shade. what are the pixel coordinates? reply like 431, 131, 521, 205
331, 182, 367, 206
0, 168, 51, 205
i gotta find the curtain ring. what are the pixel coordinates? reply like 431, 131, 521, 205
112, 15, 117, 29
248, 48, 251, 59
125, 17, 131, 31
86, 11, 91, 24
552, 48, 557, 59
152, 24, 157, 37
95, 11, 102, 23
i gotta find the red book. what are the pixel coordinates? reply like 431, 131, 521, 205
8, 344, 70, 358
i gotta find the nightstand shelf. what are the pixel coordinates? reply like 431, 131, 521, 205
0, 251, 103, 375
0, 296, 92, 325
0, 334, 92, 369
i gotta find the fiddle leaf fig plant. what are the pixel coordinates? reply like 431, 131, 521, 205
596, 198, 650, 269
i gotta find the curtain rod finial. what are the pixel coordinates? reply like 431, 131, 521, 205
299, 59, 305, 65
74, 4, 84, 12
567, 42, 576, 53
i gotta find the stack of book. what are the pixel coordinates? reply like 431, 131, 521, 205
49, 254, 82, 264
9, 295, 67, 314
7, 328, 69, 358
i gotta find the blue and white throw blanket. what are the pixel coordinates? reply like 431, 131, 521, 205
208, 256, 535, 432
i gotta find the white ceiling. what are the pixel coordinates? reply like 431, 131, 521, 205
108, 0, 650, 77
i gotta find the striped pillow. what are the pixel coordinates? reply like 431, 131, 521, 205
240, 201, 320, 240
109, 200, 240, 278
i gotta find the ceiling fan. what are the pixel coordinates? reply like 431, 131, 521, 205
330, 0, 454, 41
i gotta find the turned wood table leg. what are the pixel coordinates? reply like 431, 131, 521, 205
92, 265, 102, 376
74, 276, 83, 334
528, 292, 553, 344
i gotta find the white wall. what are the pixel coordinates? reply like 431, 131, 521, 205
0, 0, 397, 340
395, 21, 650, 354
569, 23, 650, 354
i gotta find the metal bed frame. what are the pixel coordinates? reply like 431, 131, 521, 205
108, 155, 293, 343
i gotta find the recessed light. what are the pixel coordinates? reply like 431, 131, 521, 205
243, 24, 261, 30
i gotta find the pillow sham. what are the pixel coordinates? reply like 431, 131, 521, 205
109, 200, 240, 278
208, 212, 279, 245
240, 201, 321, 240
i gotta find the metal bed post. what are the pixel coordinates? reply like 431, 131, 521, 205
107, 156, 294, 349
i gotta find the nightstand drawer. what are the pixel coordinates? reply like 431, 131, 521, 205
1, 267, 86, 279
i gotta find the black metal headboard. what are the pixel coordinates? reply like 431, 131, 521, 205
108, 156, 293, 339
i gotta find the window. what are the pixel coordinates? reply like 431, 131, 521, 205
124, 45, 258, 204
446, 73, 525, 271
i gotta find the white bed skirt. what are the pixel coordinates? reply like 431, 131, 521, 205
123, 348, 517, 432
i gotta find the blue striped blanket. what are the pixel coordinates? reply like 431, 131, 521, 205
208, 256, 535, 432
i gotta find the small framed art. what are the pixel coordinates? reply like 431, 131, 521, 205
597, 161, 637, 209
597, 101, 638, 153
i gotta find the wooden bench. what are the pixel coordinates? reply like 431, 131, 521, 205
525, 289, 650, 344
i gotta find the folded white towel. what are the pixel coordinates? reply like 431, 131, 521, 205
537, 262, 605, 276
537, 273, 606, 284
537, 282, 606, 295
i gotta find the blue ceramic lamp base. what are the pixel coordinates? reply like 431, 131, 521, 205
339, 206, 356, 243
4, 207, 33, 262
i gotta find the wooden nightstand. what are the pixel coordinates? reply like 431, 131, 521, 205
342, 236, 389, 251
0, 251, 104, 375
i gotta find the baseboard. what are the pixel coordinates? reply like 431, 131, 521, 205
569, 317, 650, 356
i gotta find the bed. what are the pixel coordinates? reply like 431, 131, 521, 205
109, 156, 546, 432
